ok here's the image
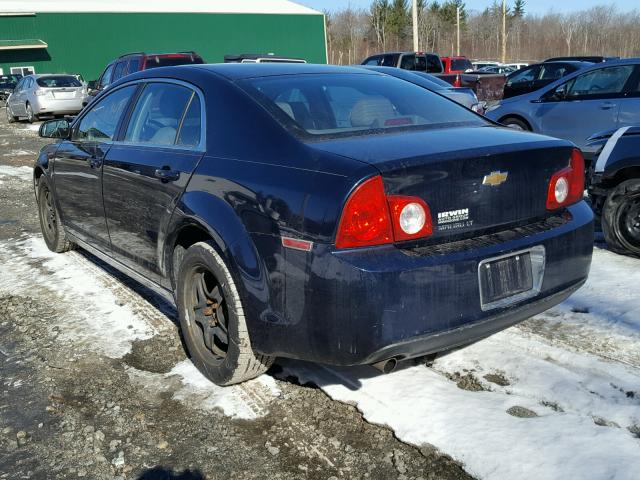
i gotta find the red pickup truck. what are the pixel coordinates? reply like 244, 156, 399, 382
440, 56, 474, 74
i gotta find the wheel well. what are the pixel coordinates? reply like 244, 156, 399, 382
603, 166, 640, 190
33, 167, 45, 196
498, 114, 532, 130
169, 224, 213, 288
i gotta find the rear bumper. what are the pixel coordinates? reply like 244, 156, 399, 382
33, 97, 84, 115
251, 201, 594, 365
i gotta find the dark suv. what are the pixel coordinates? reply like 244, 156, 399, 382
88, 51, 204, 95
362, 52, 443, 73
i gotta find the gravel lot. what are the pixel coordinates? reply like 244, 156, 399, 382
0, 113, 471, 479
1, 112, 639, 480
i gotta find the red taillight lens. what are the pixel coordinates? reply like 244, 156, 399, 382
546, 148, 585, 210
335, 176, 393, 249
336, 176, 433, 249
387, 196, 433, 242
453, 75, 462, 88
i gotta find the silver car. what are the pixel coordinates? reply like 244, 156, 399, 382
6, 74, 86, 123
486, 58, 640, 148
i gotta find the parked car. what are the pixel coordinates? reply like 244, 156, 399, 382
583, 126, 640, 256
358, 66, 484, 113
88, 51, 205, 95
6, 74, 85, 123
486, 58, 640, 148
224, 53, 306, 63
503, 61, 592, 99
503, 62, 529, 70
0, 73, 22, 106
545, 56, 619, 63
34, 64, 593, 385
476, 65, 517, 75
361, 51, 444, 73
440, 56, 474, 73
472, 60, 501, 70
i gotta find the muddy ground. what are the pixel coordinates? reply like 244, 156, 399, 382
0, 113, 474, 479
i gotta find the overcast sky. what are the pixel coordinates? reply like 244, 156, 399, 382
299, 0, 632, 14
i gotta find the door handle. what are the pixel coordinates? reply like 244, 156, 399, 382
599, 102, 615, 110
154, 167, 180, 182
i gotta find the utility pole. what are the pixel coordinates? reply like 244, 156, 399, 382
412, 0, 419, 51
456, 6, 460, 56
501, 0, 507, 63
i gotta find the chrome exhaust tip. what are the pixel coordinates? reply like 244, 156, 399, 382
371, 357, 398, 374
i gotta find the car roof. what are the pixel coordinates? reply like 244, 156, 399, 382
176, 63, 381, 80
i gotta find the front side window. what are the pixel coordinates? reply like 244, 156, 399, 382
400, 54, 416, 70
539, 64, 568, 81
565, 65, 635, 98
242, 73, 487, 138
364, 57, 380, 66
124, 83, 194, 146
381, 54, 399, 67
99, 64, 115, 88
508, 66, 539, 83
74, 85, 136, 142
426, 55, 443, 73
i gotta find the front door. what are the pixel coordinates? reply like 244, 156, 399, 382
539, 64, 636, 147
102, 81, 204, 284
53, 84, 138, 249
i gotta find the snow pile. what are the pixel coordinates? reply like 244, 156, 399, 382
282, 247, 640, 480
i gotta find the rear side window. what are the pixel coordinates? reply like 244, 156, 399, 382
242, 73, 487, 138
74, 85, 136, 142
451, 59, 472, 71
176, 95, 202, 147
36, 76, 81, 88
508, 66, 539, 83
400, 54, 416, 70
124, 83, 195, 146
426, 54, 443, 73
144, 55, 204, 69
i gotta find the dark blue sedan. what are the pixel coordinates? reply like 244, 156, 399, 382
34, 64, 593, 385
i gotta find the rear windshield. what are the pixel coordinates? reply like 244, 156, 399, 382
145, 55, 204, 69
451, 59, 473, 71
36, 76, 82, 88
241, 73, 486, 139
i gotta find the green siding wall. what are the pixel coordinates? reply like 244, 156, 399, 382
0, 12, 326, 79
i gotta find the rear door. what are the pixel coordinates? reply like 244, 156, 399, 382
102, 81, 205, 284
8, 77, 25, 115
539, 64, 635, 147
53, 84, 138, 249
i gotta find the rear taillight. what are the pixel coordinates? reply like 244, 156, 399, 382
546, 148, 585, 210
453, 75, 462, 88
335, 175, 433, 249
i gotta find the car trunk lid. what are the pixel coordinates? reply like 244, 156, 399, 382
310, 126, 574, 243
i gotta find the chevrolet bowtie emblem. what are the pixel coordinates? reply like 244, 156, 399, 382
482, 171, 509, 187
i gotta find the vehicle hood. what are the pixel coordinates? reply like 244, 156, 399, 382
308, 125, 566, 168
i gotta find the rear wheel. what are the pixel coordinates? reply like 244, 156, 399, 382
500, 116, 530, 131
37, 178, 75, 253
26, 103, 37, 123
5, 105, 17, 123
176, 241, 274, 386
602, 179, 640, 257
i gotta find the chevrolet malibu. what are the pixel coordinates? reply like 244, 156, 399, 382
7, 74, 86, 123
33, 64, 593, 385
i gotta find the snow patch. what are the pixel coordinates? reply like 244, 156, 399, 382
0, 165, 32, 181
128, 360, 281, 419
0, 236, 156, 358
2, 149, 36, 157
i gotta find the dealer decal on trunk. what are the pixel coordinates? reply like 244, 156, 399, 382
437, 208, 473, 231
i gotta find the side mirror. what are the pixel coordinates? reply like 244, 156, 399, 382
550, 84, 568, 101
39, 119, 71, 139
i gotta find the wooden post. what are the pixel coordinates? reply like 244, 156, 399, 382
501, 0, 507, 63
456, 6, 460, 56
412, 0, 419, 51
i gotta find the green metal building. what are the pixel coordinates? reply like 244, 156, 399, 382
0, 0, 327, 80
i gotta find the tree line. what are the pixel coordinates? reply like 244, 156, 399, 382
325, 1, 640, 65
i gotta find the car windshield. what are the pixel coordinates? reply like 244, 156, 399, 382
241, 73, 487, 138
0, 75, 21, 88
144, 55, 204, 69
36, 76, 82, 88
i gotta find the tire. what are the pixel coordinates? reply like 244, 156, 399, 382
26, 103, 37, 123
176, 241, 274, 386
37, 177, 75, 253
5, 105, 16, 123
501, 116, 530, 131
601, 178, 640, 257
